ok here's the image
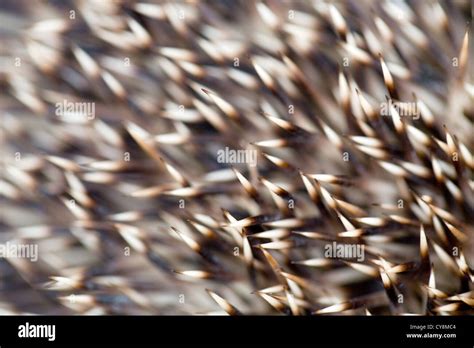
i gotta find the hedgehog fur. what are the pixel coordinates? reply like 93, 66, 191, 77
0, 0, 473, 315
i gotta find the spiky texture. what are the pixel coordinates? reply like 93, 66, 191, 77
0, 0, 472, 315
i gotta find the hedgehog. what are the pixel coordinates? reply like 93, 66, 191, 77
0, 0, 472, 316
